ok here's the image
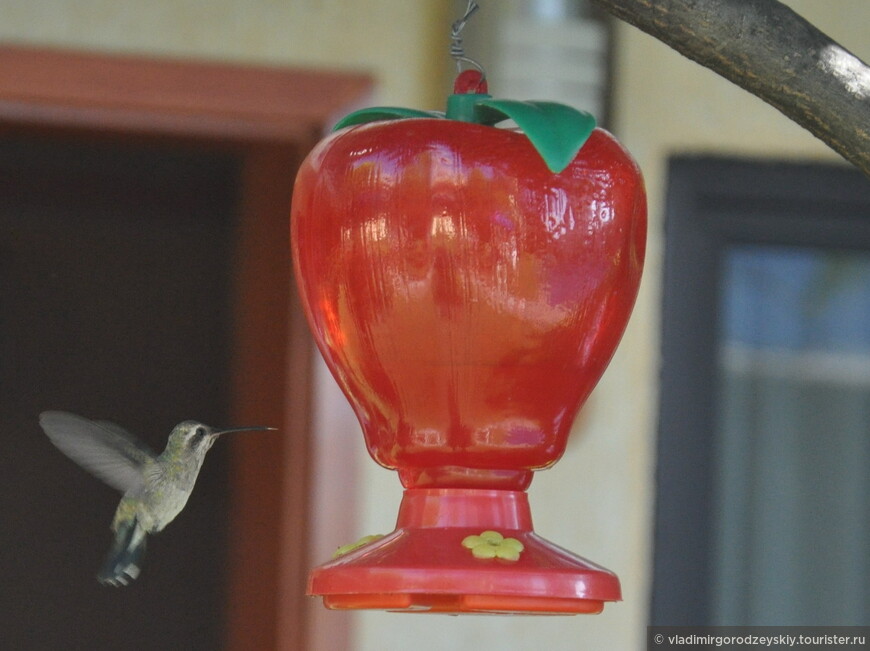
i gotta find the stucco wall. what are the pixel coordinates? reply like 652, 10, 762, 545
0, 0, 449, 108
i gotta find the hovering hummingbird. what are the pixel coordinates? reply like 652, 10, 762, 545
39, 411, 274, 587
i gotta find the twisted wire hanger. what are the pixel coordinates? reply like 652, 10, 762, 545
450, 0, 486, 80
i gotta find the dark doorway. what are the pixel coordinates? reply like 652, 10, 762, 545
0, 45, 371, 649
0, 135, 240, 649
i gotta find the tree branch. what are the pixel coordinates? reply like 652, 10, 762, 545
592, 0, 870, 178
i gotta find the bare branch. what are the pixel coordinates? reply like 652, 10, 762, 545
592, 0, 870, 177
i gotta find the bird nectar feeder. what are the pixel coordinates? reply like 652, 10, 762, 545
290, 26, 646, 613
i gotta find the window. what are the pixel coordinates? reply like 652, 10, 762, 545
653, 157, 870, 625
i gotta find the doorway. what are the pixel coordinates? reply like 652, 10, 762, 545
0, 135, 239, 649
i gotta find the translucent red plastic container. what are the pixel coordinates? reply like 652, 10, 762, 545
291, 94, 646, 613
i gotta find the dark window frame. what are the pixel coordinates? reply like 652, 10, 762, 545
652, 156, 870, 625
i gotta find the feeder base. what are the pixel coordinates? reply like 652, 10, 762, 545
308, 488, 620, 615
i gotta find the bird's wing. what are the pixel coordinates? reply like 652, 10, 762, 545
39, 411, 157, 493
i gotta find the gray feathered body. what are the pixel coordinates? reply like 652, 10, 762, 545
38, 411, 265, 586
119, 444, 211, 534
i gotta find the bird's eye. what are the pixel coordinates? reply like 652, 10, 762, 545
186, 425, 210, 448
188, 426, 208, 446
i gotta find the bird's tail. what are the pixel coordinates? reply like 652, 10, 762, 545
98, 518, 147, 586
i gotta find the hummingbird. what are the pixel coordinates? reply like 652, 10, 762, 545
39, 410, 275, 586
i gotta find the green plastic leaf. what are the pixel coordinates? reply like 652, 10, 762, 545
330, 98, 596, 174
333, 107, 443, 131
474, 99, 597, 174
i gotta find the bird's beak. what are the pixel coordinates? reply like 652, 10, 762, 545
212, 426, 277, 437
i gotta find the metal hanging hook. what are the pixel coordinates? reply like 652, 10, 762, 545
450, 0, 486, 79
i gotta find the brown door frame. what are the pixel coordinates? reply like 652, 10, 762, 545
0, 45, 370, 650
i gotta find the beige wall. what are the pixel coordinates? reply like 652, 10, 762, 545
3, 1, 867, 649
599, 2, 869, 648
0, 0, 450, 108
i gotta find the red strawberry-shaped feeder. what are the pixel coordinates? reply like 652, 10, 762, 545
291, 69, 646, 614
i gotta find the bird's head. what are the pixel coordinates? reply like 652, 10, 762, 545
166, 421, 275, 458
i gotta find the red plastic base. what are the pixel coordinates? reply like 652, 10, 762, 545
308, 488, 621, 615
